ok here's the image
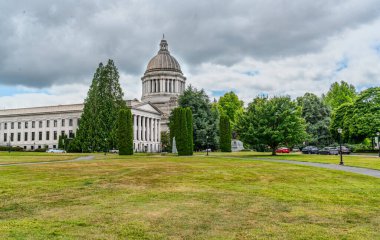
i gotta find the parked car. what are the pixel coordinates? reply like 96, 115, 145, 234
276, 147, 290, 153
46, 149, 66, 153
338, 146, 351, 154
318, 147, 339, 155
109, 149, 119, 154
292, 147, 300, 152
302, 146, 319, 154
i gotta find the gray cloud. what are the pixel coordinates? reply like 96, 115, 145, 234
0, 0, 380, 88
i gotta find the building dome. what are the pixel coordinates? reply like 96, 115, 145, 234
145, 39, 182, 73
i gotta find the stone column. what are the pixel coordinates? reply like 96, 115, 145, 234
157, 120, 161, 142
141, 116, 144, 141
150, 117, 153, 141
133, 115, 137, 140
147, 118, 151, 143
137, 116, 141, 141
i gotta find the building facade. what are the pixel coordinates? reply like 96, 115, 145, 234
0, 37, 185, 152
0, 100, 162, 152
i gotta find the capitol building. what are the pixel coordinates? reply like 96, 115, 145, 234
0, 38, 186, 152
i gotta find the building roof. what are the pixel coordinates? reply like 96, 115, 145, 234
145, 38, 182, 74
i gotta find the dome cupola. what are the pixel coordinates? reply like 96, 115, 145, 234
145, 38, 182, 73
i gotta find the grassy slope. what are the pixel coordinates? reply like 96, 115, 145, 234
1, 153, 380, 239
0, 152, 82, 164
207, 152, 380, 170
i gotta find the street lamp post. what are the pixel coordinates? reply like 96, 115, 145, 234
206, 135, 209, 156
338, 128, 343, 165
377, 132, 380, 157
104, 138, 107, 155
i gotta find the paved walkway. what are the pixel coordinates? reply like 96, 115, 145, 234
218, 156, 380, 178
0, 155, 95, 167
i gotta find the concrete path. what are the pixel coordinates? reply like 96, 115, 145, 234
218, 156, 380, 178
0, 155, 95, 167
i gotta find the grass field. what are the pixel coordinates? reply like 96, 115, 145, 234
0, 152, 82, 165
206, 151, 380, 170
1, 152, 380, 239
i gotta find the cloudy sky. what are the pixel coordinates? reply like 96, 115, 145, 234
1, 0, 380, 109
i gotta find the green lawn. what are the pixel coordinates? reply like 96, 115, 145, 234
1, 153, 380, 239
0, 152, 82, 164
205, 151, 380, 170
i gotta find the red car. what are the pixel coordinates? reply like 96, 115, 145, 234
276, 147, 290, 153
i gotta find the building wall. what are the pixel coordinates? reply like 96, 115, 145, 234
0, 103, 162, 152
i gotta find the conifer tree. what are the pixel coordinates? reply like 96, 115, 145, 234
186, 108, 194, 155
118, 108, 133, 155
220, 115, 232, 152
76, 59, 125, 152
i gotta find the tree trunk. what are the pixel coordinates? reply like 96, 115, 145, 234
271, 148, 276, 156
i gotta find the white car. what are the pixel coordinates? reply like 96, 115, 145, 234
46, 149, 66, 153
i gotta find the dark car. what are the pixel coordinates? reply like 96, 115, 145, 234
318, 147, 339, 155
302, 146, 319, 154
338, 146, 351, 154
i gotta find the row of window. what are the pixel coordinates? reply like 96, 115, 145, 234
0, 119, 79, 130
3, 130, 74, 142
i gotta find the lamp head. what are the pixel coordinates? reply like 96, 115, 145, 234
337, 128, 342, 134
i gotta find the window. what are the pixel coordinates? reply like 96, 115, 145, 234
25, 122, 28, 129
53, 131, 57, 140
4, 133, 7, 142
39, 132, 42, 141
10, 133, 14, 142
46, 131, 50, 141
4, 123, 7, 130
11, 122, 14, 129
54, 120, 57, 127
46, 120, 50, 128
31, 146, 34, 150
32, 132, 35, 141
61, 119, 65, 127
17, 133, 21, 141
39, 121, 43, 128
77, 118, 81, 126
23, 146, 27, 150
53, 145, 56, 149
18, 122, 21, 129
69, 130, 74, 138
61, 131, 65, 137
69, 119, 73, 127
24, 132, 28, 141
32, 121, 35, 128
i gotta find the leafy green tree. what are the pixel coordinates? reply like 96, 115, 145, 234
118, 108, 133, 155
161, 131, 171, 152
348, 87, 380, 142
329, 102, 353, 142
236, 96, 307, 155
178, 85, 219, 151
76, 59, 126, 152
323, 81, 356, 110
220, 115, 232, 152
297, 93, 332, 146
58, 133, 68, 150
217, 91, 244, 129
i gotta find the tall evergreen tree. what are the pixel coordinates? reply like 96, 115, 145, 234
169, 107, 193, 155
220, 115, 232, 152
118, 108, 133, 155
185, 107, 194, 155
76, 59, 125, 152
